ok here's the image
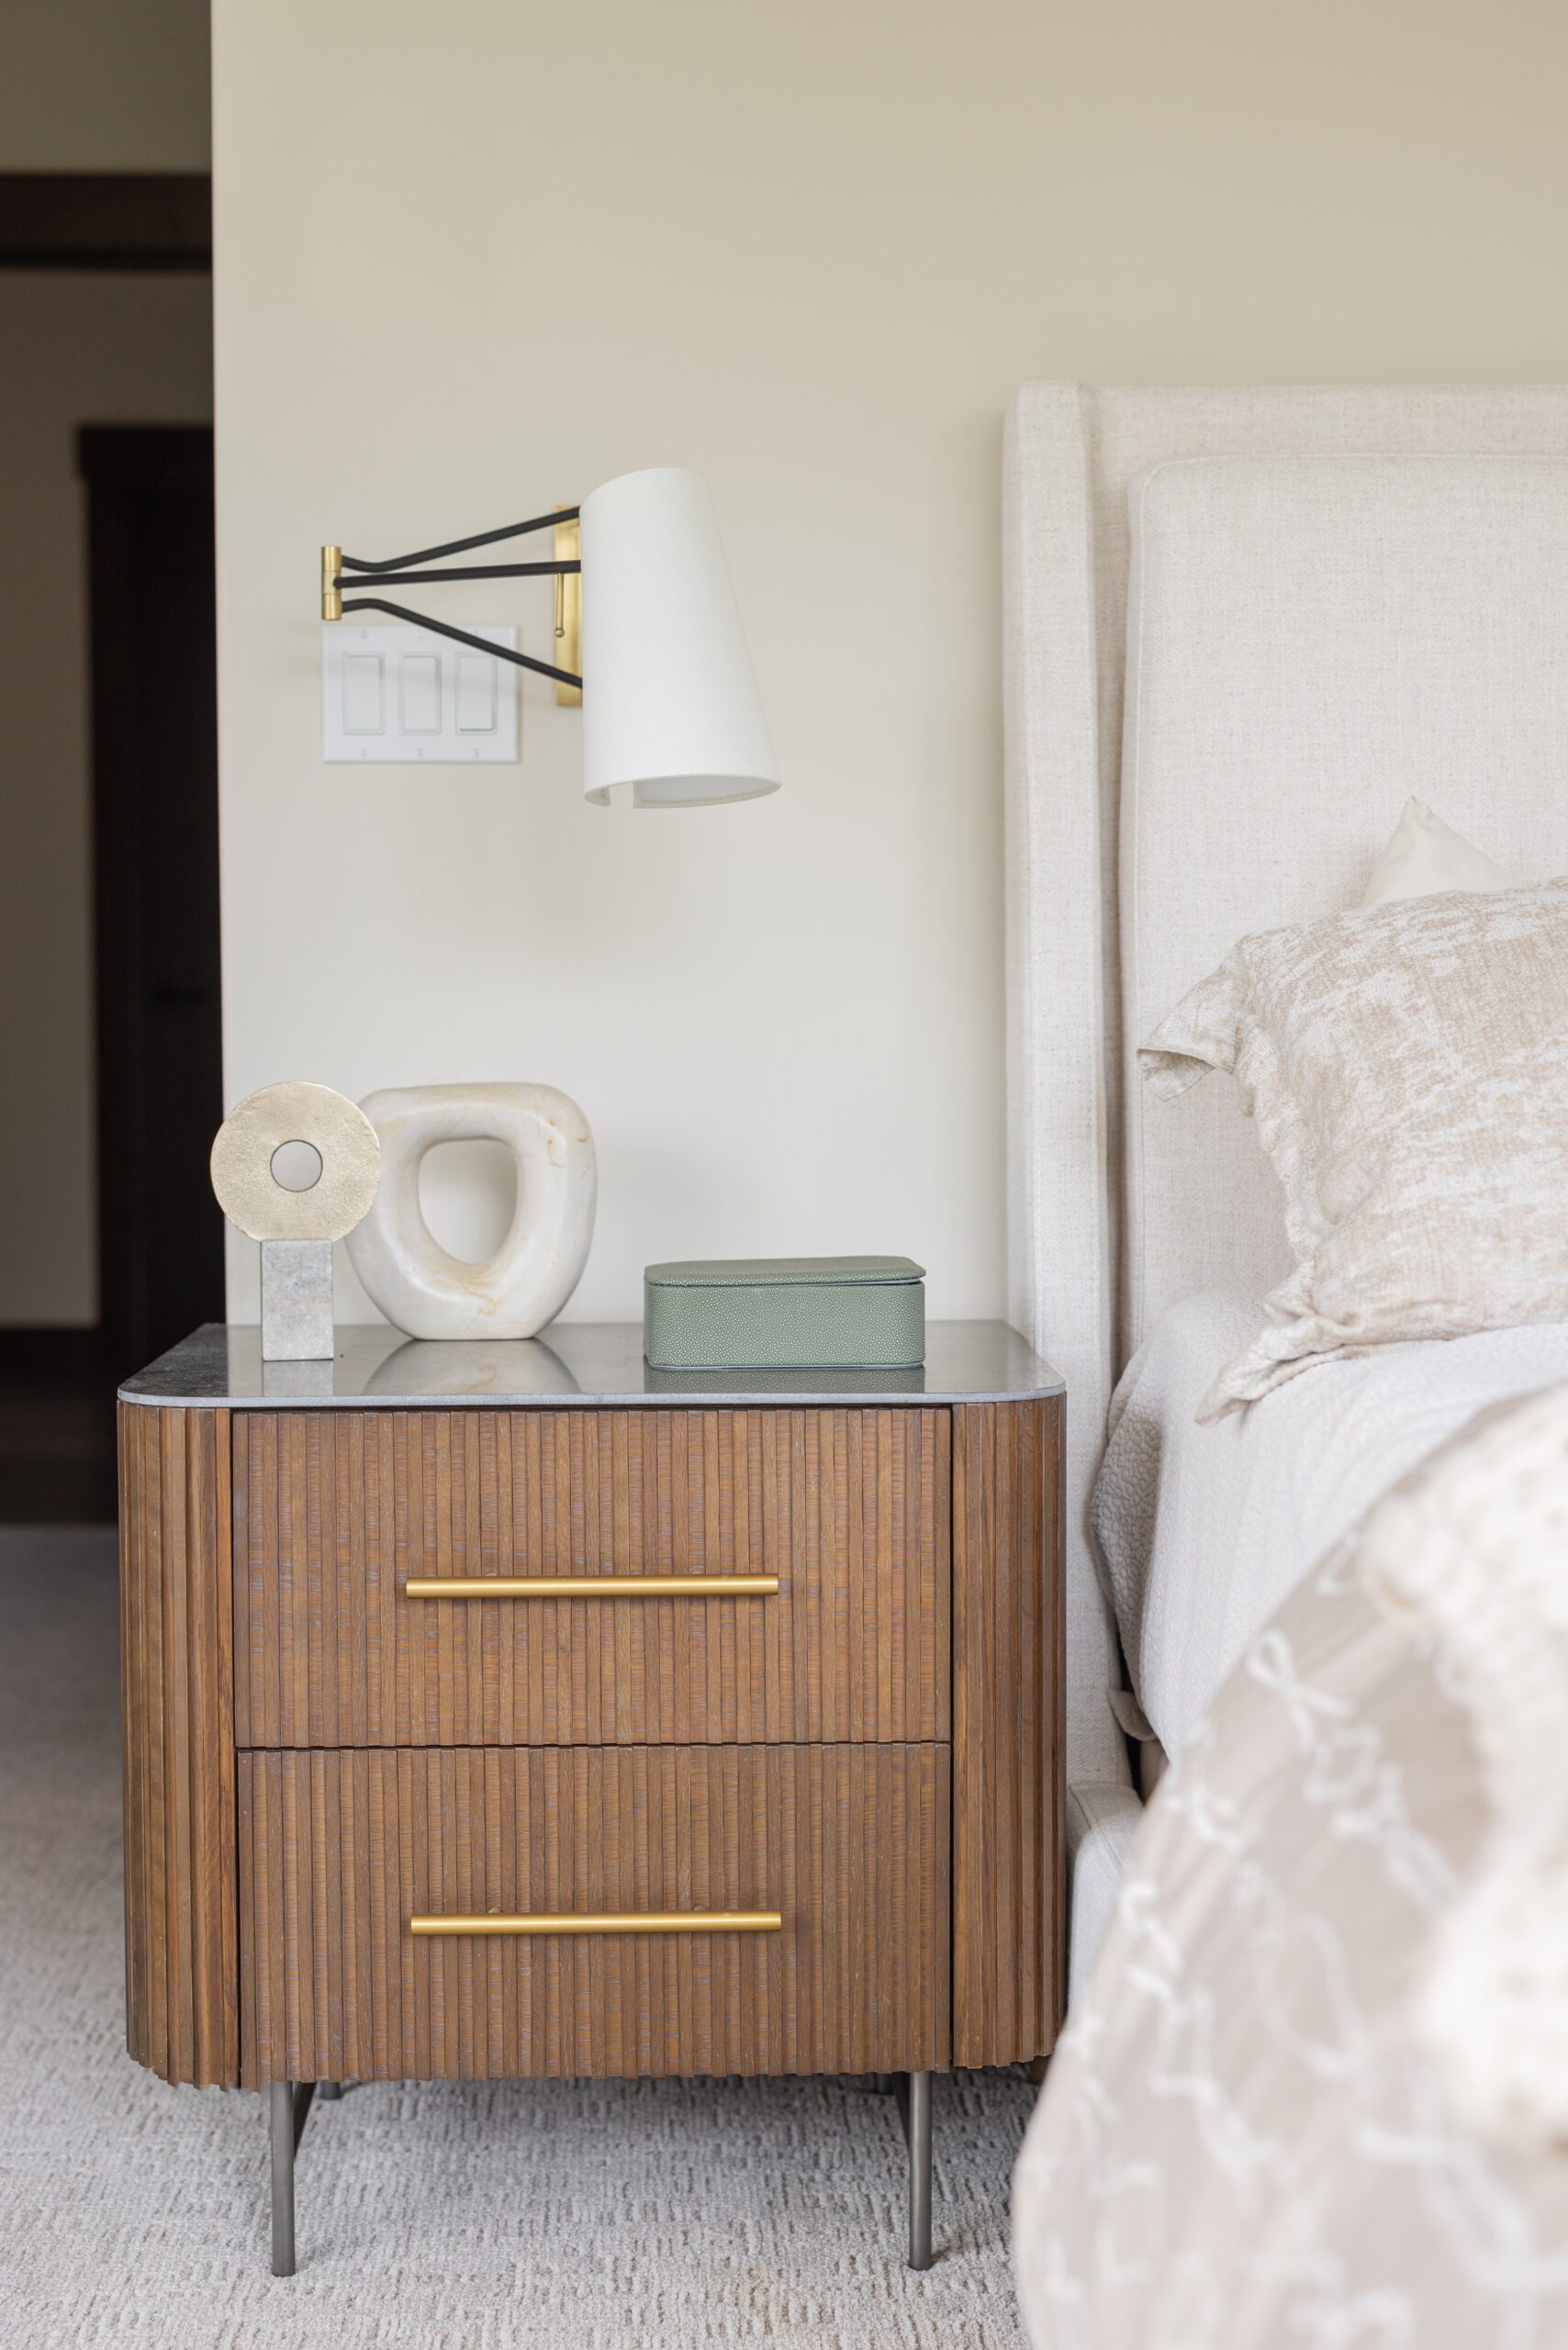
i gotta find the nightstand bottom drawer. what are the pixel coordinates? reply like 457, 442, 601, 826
239, 1743, 950, 2084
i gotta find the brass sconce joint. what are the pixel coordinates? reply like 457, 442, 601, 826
321, 545, 342, 622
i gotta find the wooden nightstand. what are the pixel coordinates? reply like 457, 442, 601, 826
118, 1323, 1063, 2273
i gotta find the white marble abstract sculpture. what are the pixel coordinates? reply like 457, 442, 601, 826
346, 1084, 596, 1340
209, 1080, 382, 1360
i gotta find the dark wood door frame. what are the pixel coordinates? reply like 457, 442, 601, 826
0, 431, 226, 1387
0, 173, 210, 271
80, 426, 226, 1379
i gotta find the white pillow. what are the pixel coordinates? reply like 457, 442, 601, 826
1361, 797, 1511, 907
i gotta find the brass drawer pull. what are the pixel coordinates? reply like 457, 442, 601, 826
402, 1574, 778, 1600
409, 1909, 783, 1938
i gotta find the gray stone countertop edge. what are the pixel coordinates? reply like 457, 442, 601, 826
118, 1320, 1065, 1410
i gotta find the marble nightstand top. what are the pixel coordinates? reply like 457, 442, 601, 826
120, 1320, 1063, 1411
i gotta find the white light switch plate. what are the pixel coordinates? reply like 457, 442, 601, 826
321, 622, 520, 763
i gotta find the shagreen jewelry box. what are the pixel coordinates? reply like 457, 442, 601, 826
644, 1255, 926, 1371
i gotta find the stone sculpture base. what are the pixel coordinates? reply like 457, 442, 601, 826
261, 1239, 334, 1360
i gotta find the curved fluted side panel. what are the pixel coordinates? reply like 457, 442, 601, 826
119, 1402, 240, 2087
952, 1396, 1064, 2065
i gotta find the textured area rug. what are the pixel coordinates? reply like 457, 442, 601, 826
0, 1528, 1035, 2349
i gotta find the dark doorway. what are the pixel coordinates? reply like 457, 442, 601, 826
0, 423, 223, 1520
79, 425, 226, 1380
0, 174, 216, 1522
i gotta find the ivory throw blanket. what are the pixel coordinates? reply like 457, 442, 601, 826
1015, 1383, 1568, 2349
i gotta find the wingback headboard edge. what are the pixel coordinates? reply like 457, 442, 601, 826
1004, 378, 1568, 1803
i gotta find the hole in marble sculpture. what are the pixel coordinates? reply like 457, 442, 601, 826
417, 1138, 519, 1266
270, 1140, 324, 1192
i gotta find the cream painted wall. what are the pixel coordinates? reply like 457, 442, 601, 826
0, 274, 213, 1325
211, 0, 1568, 1326
0, 0, 209, 170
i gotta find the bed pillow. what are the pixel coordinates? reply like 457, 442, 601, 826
1141, 878, 1568, 1419
1361, 796, 1511, 907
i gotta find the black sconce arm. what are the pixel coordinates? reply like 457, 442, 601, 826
335, 596, 583, 688
324, 504, 584, 688
339, 503, 577, 574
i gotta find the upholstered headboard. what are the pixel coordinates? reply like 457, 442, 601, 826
1003, 384, 1568, 1794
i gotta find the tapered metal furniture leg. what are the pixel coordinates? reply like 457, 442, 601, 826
893, 2070, 934, 2268
907, 2071, 933, 2269
269, 2078, 316, 2275
269, 2081, 297, 2277
316, 2080, 342, 2101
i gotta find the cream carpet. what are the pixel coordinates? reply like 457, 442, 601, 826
0, 1528, 1036, 2350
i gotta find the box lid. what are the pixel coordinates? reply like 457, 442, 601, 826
644, 1254, 924, 1291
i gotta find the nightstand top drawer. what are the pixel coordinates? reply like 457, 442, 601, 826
119, 1319, 1062, 1412
234, 1406, 951, 1748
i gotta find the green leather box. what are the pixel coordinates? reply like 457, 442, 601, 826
643, 1255, 926, 1371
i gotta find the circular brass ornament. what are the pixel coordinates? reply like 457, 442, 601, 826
209, 1080, 382, 1242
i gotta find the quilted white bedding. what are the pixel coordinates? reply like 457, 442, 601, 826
1092, 1291, 1568, 1759
1015, 1382, 1568, 2350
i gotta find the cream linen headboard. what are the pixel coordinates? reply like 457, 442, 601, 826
1003, 384, 1568, 1794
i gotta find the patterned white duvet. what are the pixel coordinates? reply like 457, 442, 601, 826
1016, 1384, 1568, 2350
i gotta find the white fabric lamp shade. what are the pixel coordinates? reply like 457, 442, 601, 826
578, 467, 781, 807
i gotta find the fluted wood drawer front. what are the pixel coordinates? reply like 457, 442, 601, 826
232, 1409, 948, 1748
238, 1742, 950, 2083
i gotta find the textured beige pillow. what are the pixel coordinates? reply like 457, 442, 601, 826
1142, 879, 1568, 1418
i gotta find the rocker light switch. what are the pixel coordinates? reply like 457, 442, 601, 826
455, 653, 498, 733
398, 655, 442, 734
321, 623, 520, 762
342, 652, 384, 734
